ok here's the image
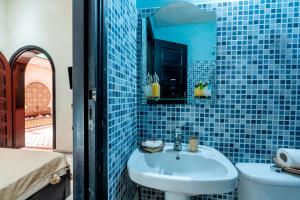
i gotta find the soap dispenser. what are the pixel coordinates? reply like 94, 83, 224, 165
152, 73, 160, 98
144, 73, 153, 98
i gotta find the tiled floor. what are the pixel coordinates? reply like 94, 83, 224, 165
25, 126, 53, 149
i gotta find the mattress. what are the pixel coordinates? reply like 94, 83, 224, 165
0, 148, 69, 200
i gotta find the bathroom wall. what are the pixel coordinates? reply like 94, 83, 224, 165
3, 0, 73, 151
106, 0, 138, 200
137, 0, 300, 199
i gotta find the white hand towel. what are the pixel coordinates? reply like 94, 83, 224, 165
143, 140, 163, 148
277, 148, 300, 169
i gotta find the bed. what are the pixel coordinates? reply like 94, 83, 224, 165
0, 148, 71, 200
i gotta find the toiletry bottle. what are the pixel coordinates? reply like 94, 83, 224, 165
189, 136, 199, 152
144, 73, 152, 98
194, 82, 204, 97
194, 83, 201, 97
152, 73, 160, 98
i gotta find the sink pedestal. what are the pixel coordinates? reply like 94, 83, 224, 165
165, 192, 190, 200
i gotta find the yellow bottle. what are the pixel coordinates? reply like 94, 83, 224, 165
194, 88, 203, 97
152, 73, 160, 98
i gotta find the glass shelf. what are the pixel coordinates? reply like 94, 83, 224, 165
144, 96, 211, 102
145, 97, 187, 101
194, 96, 211, 99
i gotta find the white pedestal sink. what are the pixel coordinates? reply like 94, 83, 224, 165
127, 143, 238, 200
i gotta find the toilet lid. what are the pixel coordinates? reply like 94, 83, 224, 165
236, 163, 300, 186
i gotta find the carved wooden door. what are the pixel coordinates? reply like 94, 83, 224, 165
0, 52, 12, 147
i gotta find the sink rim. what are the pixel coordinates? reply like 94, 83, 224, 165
127, 143, 238, 195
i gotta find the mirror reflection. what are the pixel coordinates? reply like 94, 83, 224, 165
141, 2, 217, 104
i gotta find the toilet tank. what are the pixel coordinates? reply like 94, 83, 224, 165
236, 163, 300, 200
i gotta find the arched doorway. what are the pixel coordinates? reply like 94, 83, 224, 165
10, 46, 56, 149
0, 52, 12, 148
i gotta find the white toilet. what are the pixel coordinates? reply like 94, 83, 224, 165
236, 163, 300, 200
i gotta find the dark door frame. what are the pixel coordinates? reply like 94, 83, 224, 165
0, 52, 13, 148
73, 0, 107, 199
9, 46, 56, 149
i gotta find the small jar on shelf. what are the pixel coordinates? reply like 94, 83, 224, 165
194, 81, 211, 98
144, 73, 153, 98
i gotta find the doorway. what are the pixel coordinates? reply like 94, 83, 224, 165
10, 46, 56, 149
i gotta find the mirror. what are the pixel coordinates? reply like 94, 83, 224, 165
140, 2, 217, 104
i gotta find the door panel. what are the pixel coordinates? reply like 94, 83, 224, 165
73, 0, 107, 198
148, 39, 187, 104
11, 51, 37, 148
73, 0, 107, 200
0, 52, 12, 148
12, 62, 26, 148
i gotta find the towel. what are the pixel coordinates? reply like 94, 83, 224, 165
277, 148, 300, 169
142, 140, 163, 148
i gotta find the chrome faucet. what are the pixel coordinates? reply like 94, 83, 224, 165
173, 128, 183, 151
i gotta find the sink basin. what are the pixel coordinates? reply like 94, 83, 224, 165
127, 143, 238, 200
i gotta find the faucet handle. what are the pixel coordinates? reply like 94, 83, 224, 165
173, 128, 182, 139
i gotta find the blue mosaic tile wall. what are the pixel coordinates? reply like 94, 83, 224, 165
137, 0, 300, 199
106, 0, 138, 199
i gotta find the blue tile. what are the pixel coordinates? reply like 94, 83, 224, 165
107, 0, 138, 200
